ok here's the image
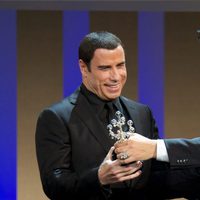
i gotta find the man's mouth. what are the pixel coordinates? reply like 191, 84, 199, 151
105, 84, 120, 90
105, 83, 119, 87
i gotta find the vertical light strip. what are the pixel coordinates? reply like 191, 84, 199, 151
138, 12, 165, 137
63, 11, 89, 97
0, 10, 16, 199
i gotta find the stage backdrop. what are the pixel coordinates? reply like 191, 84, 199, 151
0, 9, 199, 200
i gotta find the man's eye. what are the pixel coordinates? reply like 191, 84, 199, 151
117, 64, 125, 68
99, 66, 110, 70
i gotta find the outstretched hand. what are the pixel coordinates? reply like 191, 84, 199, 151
114, 133, 157, 165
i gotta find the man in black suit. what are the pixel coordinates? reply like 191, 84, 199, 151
115, 134, 200, 199
35, 31, 160, 200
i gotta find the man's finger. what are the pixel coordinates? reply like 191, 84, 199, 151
105, 146, 115, 160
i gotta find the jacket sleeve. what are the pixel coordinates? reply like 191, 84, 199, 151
35, 109, 103, 200
164, 137, 200, 168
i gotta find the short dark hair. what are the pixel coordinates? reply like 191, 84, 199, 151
79, 31, 124, 70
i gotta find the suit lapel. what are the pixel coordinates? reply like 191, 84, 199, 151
120, 97, 145, 187
73, 92, 113, 153
120, 97, 143, 134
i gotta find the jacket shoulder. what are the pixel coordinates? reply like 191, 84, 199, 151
39, 89, 79, 123
120, 96, 149, 109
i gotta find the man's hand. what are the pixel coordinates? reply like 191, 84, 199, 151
114, 133, 157, 165
98, 146, 142, 185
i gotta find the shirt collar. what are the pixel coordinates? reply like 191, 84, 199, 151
80, 83, 121, 112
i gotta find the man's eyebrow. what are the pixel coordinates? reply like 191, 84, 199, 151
116, 61, 126, 66
97, 61, 126, 69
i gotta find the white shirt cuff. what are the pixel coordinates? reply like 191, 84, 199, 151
156, 139, 169, 162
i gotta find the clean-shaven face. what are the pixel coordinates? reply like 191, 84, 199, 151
80, 45, 127, 100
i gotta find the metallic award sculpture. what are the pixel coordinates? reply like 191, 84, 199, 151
107, 111, 135, 142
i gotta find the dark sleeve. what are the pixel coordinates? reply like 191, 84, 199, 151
164, 137, 200, 168
147, 136, 200, 199
35, 109, 103, 200
145, 111, 200, 198
146, 164, 200, 199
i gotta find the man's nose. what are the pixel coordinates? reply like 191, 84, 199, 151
110, 68, 120, 80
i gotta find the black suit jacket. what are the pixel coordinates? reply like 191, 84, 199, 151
164, 138, 200, 167
35, 88, 159, 200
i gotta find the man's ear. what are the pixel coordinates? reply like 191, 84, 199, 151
79, 59, 88, 78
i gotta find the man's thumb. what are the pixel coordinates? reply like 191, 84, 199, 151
105, 146, 115, 160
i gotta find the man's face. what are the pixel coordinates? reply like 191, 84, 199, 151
80, 45, 127, 100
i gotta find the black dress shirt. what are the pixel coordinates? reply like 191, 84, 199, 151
80, 84, 124, 127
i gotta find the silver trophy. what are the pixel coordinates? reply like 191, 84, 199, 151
107, 111, 135, 142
